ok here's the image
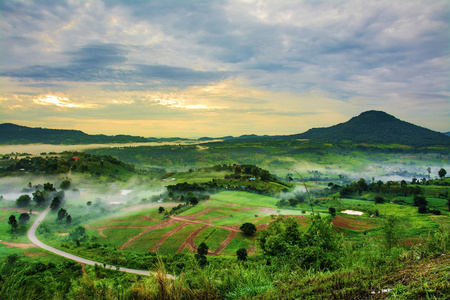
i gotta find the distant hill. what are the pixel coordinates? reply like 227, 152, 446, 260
444, 132, 450, 137
291, 110, 450, 146
0, 123, 149, 145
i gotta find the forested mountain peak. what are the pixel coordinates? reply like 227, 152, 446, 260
292, 110, 450, 146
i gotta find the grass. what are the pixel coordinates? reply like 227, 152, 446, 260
222, 233, 256, 255
212, 191, 279, 208
97, 228, 148, 249
126, 221, 183, 252
194, 227, 229, 251
157, 224, 204, 254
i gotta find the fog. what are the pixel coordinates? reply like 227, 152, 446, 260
0, 141, 205, 156
285, 160, 448, 183
0, 174, 167, 211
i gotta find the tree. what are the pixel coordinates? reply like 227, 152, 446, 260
240, 222, 257, 236
418, 205, 428, 214
57, 208, 68, 222
86, 201, 92, 206
32, 190, 46, 207
70, 226, 87, 246
374, 196, 385, 204
188, 196, 199, 206
43, 182, 56, 192
288, 198, 298, 207
50, 196, 61, 212
18, 213, 30, 225
16, 194, 31, 208
328, 207, 336, 217
197, 242, 209, 256
60, 178, 71, 190
236, 248, 248, 261
438, 168, 447, 179
196, 242, 209, 267
158, 206, 165, 213
413, 195, 427, 207
8, 215, 18, 234
66, 215, 72, 226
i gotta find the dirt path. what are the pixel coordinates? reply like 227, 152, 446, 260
1, 208, 40, 214
211, 230, 235, 255
0, 241, 37, 249
177, 225, 209, 252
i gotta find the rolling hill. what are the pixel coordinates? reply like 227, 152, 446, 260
291, 110, 450, 146
0, 123, 149, 145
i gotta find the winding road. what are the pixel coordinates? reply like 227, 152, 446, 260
27, 205, 156, 277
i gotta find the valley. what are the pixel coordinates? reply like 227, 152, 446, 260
0, 111, 449, 299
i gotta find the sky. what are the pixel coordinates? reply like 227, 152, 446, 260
0, 0, 449, 138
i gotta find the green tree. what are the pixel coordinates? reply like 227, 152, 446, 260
60, 178, 71, 190
43, 182, 56, 192
66, 215, 72, 226
50, 197, 61, 212
32, 190, 46, 207
438, 168, 447, 179
158, 206, 165, 213
328, 207, 336, 217
18, 213, 30, 225
196, 242, 209, 267
240, 222, 257, 236
57, 208, 68, 222
70, 226, 87, 246
197, 242, 209, 256
8, 215, 18, 234
236, 248, 248, 261
16, 194, 31, 208
374, 195, 385, 204
413, 195, 427, 207
418, 205, 428, 214
188, 196, 199, 206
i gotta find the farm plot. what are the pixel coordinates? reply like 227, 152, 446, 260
331, 215, 379, 231
80, 191, 318, 256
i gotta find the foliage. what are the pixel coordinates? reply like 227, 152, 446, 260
240, 222, 257, 236
439, 168, 447, 179
236, 248, 248, 261
18, 213, 30, 225
69, 226, 87, 245
57, 208, 68, 222
59, 177, 71, 190
259, 215, 342, 270
7, 215, 18, 233
16, 194, 31, 208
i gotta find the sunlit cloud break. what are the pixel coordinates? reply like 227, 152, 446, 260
33, 95, 99, 108
148, 95, 221, 110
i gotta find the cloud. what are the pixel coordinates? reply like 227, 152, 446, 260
33, 95, 100, 108
0, 0, 449, 135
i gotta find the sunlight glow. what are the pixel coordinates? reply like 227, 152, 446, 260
33, 95, 99, 108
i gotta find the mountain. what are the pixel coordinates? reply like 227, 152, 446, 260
444, 132, 450, 137
0, 123, 149, 145
291, 110, 450, 146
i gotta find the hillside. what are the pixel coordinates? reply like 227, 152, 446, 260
292, 110, 450, 146
0, 123, 149, 145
